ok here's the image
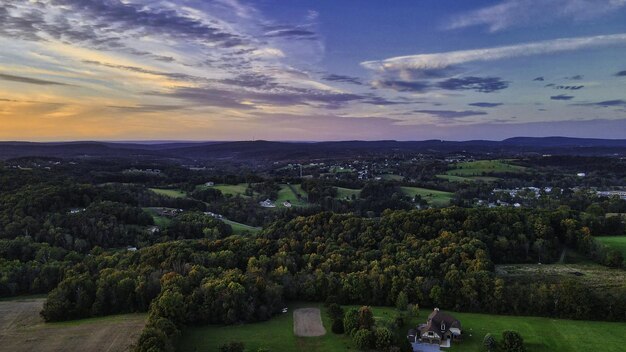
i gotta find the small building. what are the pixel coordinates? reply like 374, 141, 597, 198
283, 201, 292, 208
259, 199, 276, 208
205, 181, 215, 186
408, 308, 462, 349
577, 172, 586, 177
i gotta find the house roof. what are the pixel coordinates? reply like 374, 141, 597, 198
419, 309, 461, 336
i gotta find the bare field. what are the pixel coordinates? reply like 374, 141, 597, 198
293, 308, 326, 337
0, 297, 146, 352
496, 263, 626, 290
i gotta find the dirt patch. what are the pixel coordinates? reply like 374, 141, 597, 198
0, 297, 146, 352
293, 308, 326, 337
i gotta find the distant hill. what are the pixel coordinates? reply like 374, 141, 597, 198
0, 137, 624, 161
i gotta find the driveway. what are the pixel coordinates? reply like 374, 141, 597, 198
411, 342, 441, 352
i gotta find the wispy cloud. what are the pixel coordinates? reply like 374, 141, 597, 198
361, 33, 626, 73
616, 70, 626, 76
414, 109, 488, 119
550, 94, 575, 100
445, 0, 626, 32
469, 102, 503, 108
0, 73, 72, 86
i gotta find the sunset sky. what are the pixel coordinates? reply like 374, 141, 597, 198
1, 0, 625, 141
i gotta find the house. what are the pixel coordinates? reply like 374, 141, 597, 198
259, 199, 276, 208
577, 172, 586, 177
205, 181, 215, 186
408, 308, 462, 349
283, 201, 292, 208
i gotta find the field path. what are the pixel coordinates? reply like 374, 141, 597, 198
293, 308, 326, 337
0, 297, 145, 352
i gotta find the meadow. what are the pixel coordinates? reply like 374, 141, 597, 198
399, 186, 454, 207
275, 184, 310, 208
176, 302, 626, 352
149, 188, 187, 198
439, 160, 526, 182
596, 236, 626, 257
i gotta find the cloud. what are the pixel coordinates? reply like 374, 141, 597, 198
264, 28, 317, 39
576, 99, 626, 107
445, 0, 626, 32
322, 74, 363, 85
533, 77, 545, 81
616, 70, 626, 76
550, 94, 574, 100
437, 77, 509, 93
106, 105, 186, 113
360, 33, 626, 73
469, 102, 503, 108
0, 73, 71, 86
372, 80, 431, 92
553, 85, 584, 90
565, 75, 583, 80
414, 109, 488, 119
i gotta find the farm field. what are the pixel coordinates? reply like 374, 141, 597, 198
149, 188, 187, 198
222, 218, 260, 234
596, 236, 626, 257
275, 184, 309, 208
496, 262, 626, 290
438, 160, 525, 182
399, 186, 453, 207
176, 302, 626, 352
0, 297, 145, 352
335, 187, 361, 200
203, 183, 251, 197
143, 207, 173, 227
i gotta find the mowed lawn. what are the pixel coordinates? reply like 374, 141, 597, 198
275, 184, 310, 208
149, 188, 187, 198
222, 219, 260, 234
202, 183, 251, 197
597, 236, 626, 257
177, 303, 626, 352
335, 187, 361, 200
400, 186, 453, 207
439, 160, 526, 182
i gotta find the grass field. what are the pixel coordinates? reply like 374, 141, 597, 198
439, 160, 525, 182
176, 302, 626, 352
143, 207, 173, 227
380, 174, 404, 181
149, 188, 187, 198
275, 184, 310, 208
496, 262, 626, 291
222, 219, 260, 234
399, 186, 453, 207
201, 184, 251, 197
0, 297, 145, 352
335, 187, 361, 200
596, 236, 626, 257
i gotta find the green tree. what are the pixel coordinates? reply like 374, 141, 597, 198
344, 308, 360, 336
375, 327, 394, 350
396, 291, 408, 311
353, 329, 374, 351
219, 341, 245, 352
502, 331, 525, 352
483, 333, 496, 352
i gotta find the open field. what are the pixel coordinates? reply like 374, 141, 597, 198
201, 183, 251, 197
149, 188, 187, 198
400, 186, 453, 207
176, 302, 626, 352
596, 236, 626, 257
380, 173, 403, 181
275, 184, 310, 208
438, 160, 525, 182
222, 219, 260, 234
143, 207, 173, 227
335, 187, 361, 200
496, 263, 626, 290
0, 297, 145, 352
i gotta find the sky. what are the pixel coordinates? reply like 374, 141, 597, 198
0, 0, 625, 141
